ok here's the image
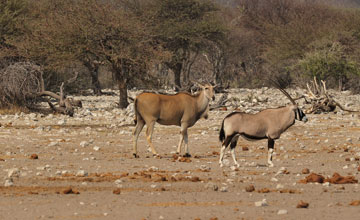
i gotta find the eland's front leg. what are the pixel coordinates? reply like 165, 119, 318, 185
145, 121, 158, 156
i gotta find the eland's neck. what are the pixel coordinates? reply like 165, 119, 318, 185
196, 91, 209, 111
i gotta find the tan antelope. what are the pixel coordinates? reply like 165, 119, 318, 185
132, 83, 215, 158
219, 86, 308, 167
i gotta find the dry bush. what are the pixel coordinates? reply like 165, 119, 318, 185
0, 62, 42, 108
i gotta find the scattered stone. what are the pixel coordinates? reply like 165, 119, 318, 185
30, 154, 38, 159
113, 188, 121, 195
299, 173, 325, 184
297, 201, 309, 208
271, 177, 278, 182
205, 182, 218, 191
62, 187, 79, 194
277, 209, 288, 215
242, 146, 249, 151
302, 168, 310, 174
76, 170, 88, 177
93, 146, 100, 151
349, 200, 360, 206
245, 184, 255, 192
200, 165, 211, 172
8, 168, 20, 178
276, 184, 284, 189
80, 141, 89, 148
325, 173, 358, 184
255, 199, 268, 207
219, 186, 228, 192
258, 188, 270, 193
178, 157, 192, 163
4, 178, 14, 187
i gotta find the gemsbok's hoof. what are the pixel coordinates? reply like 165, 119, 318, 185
133, 153, 139, 158
183, 153, 191, 158
219, 163, 224, 168
153, 154, 161, 159
268, 163, 274, 168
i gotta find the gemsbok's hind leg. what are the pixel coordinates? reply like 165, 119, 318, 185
132, 119, 145, 158
219, 135, 233, 167
145, 121, 158, 156
267, 138, 275, 167
230, 136, 240, 167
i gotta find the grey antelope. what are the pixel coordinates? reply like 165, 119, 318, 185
132, 83, 216, 158
219, 87, 308, 167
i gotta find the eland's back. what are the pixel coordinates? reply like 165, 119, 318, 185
135, 92, 199, 126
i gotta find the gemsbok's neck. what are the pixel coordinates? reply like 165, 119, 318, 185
281, 106, 296, 131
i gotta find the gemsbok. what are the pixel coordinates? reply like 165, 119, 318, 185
219, 86, 308, 167
132, 83, 215, 158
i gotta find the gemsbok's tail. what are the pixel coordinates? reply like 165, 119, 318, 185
219, 119, 225, 142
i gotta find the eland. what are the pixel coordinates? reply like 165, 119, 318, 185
219, 86, 308, 167
132, 83, 215, 158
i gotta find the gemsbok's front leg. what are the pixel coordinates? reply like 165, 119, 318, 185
267, 138, 275, 167
230, 136, 240, 167
132, 119, 145, 158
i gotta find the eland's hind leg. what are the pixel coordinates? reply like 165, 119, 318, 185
132, 119, 145, 158
145, 121, 158, 156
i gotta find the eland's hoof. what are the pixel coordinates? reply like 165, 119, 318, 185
133, 153, 139, 158
219, 163, 224, 168
183, 153, 191, 158
268, 163, 274, 168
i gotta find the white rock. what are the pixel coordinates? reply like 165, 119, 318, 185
57, 119, 66, 125
276, 184, 284, 189
93, 146, 101, 151
323, 182, 331, 187
7, 168, 20, 178
4, 178, 14, 187
277, 209, 288, 215
220, 186, 228, 192
48, 142, 59, 147
271, 177, 278, 182
76, 170, 88, 177
255, 199, 268, 207
80, 141, 89, 148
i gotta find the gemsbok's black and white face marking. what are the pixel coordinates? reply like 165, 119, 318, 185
295, 108, 308, 122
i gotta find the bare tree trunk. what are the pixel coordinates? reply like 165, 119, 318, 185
118, 78, 128, 108
84, 61, 102, 95
173, 63, 182, 91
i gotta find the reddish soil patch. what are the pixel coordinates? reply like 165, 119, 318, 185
297, 201, 309, 208
324, 173, 358, 184
349, 200, 360, 206
30, 154, 38, 159
299, 173, 325, 183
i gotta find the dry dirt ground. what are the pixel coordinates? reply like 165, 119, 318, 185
1, 93, 360, 220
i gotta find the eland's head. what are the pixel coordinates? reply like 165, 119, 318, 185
198, 83, 216, 101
